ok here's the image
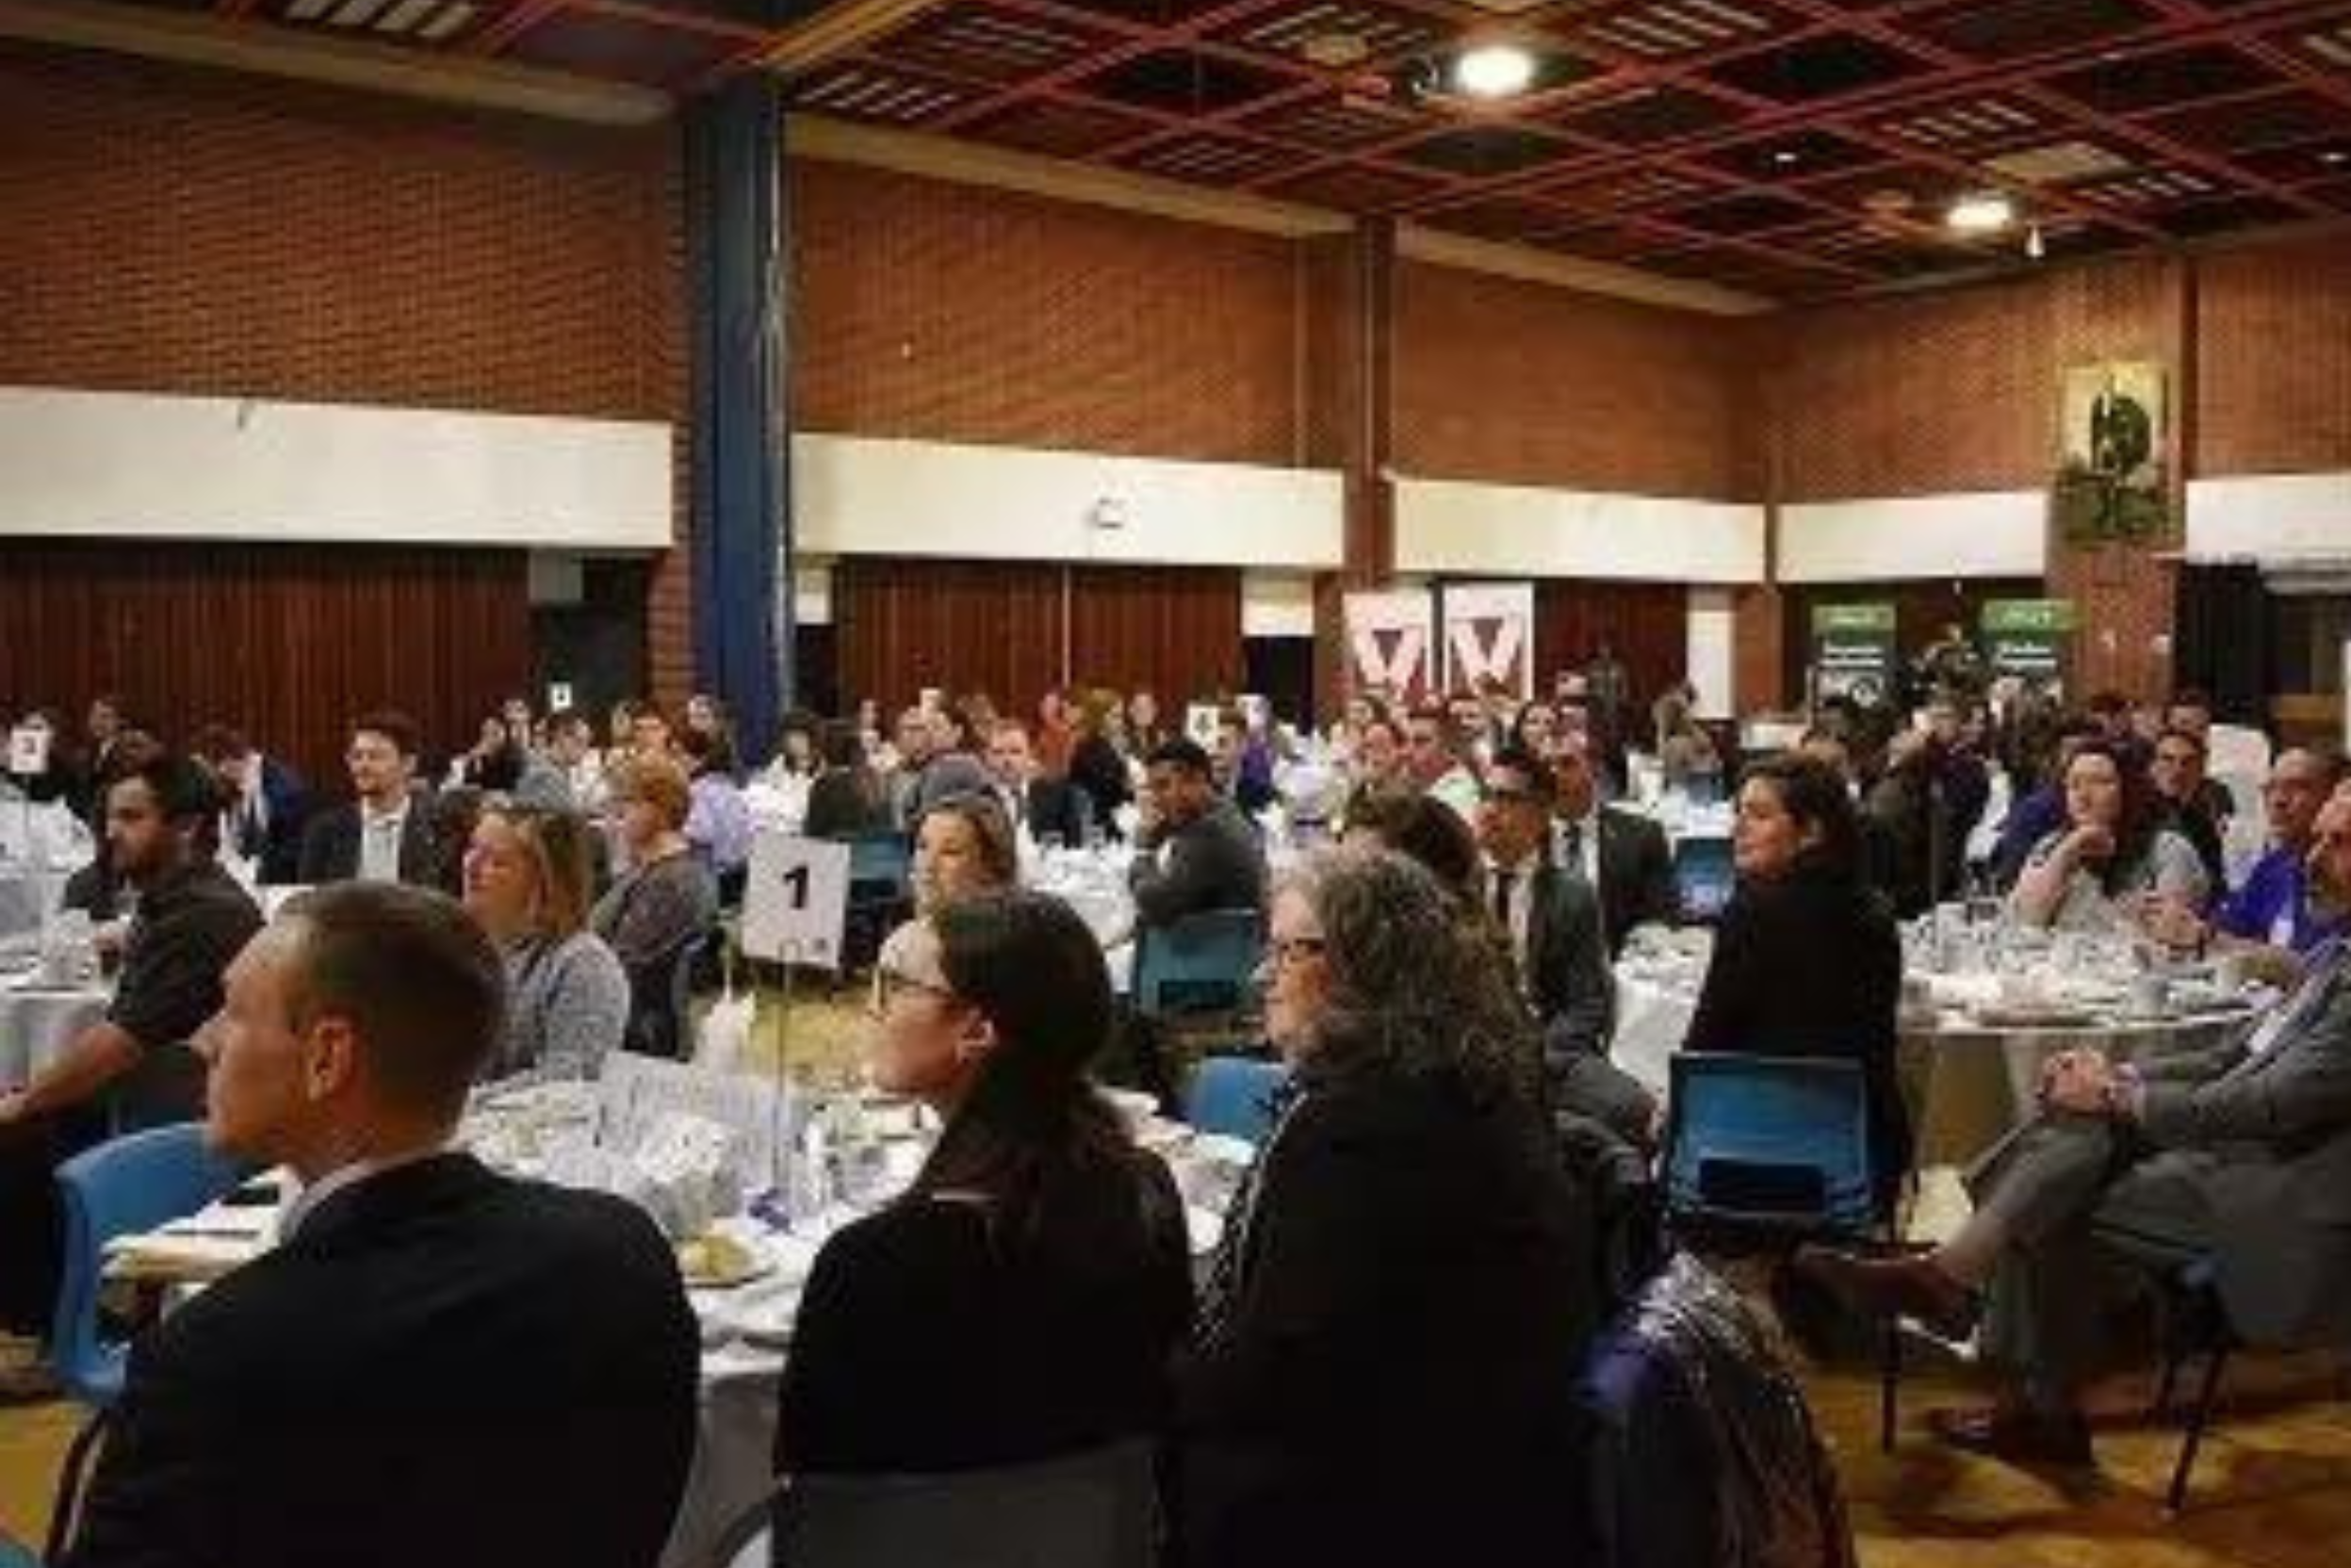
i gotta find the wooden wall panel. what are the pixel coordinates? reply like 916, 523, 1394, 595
834, 559, 1066, 717
0, 542, 529, 790
1532, 580, 1690, 718
1068, 566, 1244, 709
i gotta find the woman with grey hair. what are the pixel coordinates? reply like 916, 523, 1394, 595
1176, 848, 1598, 1568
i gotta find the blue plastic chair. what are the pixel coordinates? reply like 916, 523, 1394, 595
1662, 1054, 1875, 1233
1662, 1053, 1898, 1448
1132, 908, 1264, 1021
1672, 835, 1737, 923
0, 1534, 41, 1568
1184, 1056, 1289, 1146
45, 1123, 245, 1560
839, 832, 912, 970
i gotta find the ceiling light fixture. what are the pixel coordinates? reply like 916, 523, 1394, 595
1947, 191, 2016, 235
2025, 222, 2046, 260
1771, 149, 1801, 168
1453, 42, 1537, 100
2322, 149, 2348, 167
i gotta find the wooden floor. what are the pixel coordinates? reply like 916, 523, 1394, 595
6, 1351, 2346, 1562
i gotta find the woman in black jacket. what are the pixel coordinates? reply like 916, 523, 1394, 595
776, 891, 1192, 1478
1179, 850, 1598, 1568
1683, 751, 1909, 1202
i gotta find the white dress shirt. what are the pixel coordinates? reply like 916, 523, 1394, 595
357, 801, 410, 884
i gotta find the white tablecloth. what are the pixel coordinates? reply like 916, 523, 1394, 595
0, 971, 110, 1086
0, 870, 74, 939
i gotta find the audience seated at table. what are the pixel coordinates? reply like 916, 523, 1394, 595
1682, 752, 1910, 1204
911, 793, 1018, 915
984, 717, 1090, 848
2149, 725, 2229, 895
802, 719, 894, 841
776, 891, 1192, 1477
1799, 783, 2351, 1468
589, 756, 718, 1054
189, 724, 310, 886
1548, 730, 1679, 956
296, 710, 438, 888
1065, 693, 1134, 841
1128, 738, 1266, 931
461, 802, 628, 1082
0, 755, 261, 1362
2008, 741, 2210, 932
2146, 747, 2350, 982
1472, 746, 1615, 1066
889, 705, 993, 833
1862, 709, 1980, 920
1347, 786, 1656, 1154
62, 883, 698, 1568
1178, 850, 1598, 1568
1400, 705, 1482, 824
513, 707, 595, 813
1652, 687, 1722, 795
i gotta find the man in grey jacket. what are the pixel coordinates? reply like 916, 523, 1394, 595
1129, 738, 1265, 929
1800, 786, 2351, 1466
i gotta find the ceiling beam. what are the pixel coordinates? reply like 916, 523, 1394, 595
0, 0, 673, 125
761, 0, 968, 76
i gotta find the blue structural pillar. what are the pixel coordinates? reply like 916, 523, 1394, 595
687, 72, 790, 754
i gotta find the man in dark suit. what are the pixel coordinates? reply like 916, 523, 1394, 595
191, 726, 310, 887
985, 717, 1091, 847
1477, 746, 1652, 1149
296, 710, 436, 886
1801, 787, 2351, 1467
1550, 732, 1677, 955
65, 883, 699, 1568
1129, 738, 1265, 930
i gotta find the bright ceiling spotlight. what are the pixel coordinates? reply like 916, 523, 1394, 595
1453, 42, 1537, 100
1946, 191, 2016, 236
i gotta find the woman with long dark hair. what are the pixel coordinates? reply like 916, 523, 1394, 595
1178, 849, 1595, 1568
1683, 751, 1908, 1198
776, 891, 1193, 1476
2009, 739, 2208, 931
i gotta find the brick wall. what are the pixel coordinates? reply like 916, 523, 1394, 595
788, 158, 1304, 465
1395, 262, 1762, 500
2196, 233, 2351, 478
0, 43, 691, 695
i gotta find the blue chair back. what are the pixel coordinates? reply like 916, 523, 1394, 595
1133, 908, 1263, 1019
842, 833, 910, 898
51, 1122, 245, 1407
1185, 1056, 1289, 1146
1662, 1054, 1875, 1236
1672, 835, 1736, 923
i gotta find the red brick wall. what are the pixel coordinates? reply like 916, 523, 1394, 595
2196, 234, 2351, 478
1395, 262, 1761, 499
0, 43, 690, 696
788, 159, 1304, 465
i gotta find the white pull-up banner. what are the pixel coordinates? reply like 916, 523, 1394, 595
1442, 581, 1536, 699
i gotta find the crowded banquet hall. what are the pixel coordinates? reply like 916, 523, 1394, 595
7, 1, 2351, 1565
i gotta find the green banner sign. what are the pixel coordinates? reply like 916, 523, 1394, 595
1981, 598, 2075, 686
1812, 602, 1898, 705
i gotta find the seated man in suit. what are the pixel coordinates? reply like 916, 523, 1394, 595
191, 725, 310, 886
1129, 738, 1266, 932
0, 755, 262, 1369
1550, 731, 1677, 956
1800, 786, 2351, 1466
985, 717, 1090, 847
296, 710, 436, 886
1476, 746, 1652, 1150
65, 882, 700, 1568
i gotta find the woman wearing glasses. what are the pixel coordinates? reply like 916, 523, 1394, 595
776, 891, 1193, 1476
462, 802, 629, 1082
1179, 850, 1598, 1568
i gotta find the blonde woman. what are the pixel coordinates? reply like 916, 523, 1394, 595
464, 803, 629, 1081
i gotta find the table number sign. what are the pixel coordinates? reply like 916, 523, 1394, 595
7, 726, 50, 777
739, 830, 852, 971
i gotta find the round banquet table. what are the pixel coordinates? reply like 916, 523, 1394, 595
0, 972, 111, 1086
1609, 959, 2261, 1168
0, 871, 74, 941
